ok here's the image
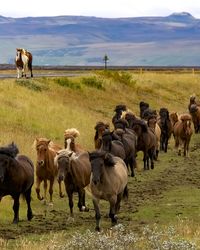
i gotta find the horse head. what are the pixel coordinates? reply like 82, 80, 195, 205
89, 151, 114, 185
35, 138, 51, 167
55, 150, 74, 182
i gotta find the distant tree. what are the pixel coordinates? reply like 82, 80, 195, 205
103, 54, 109, 70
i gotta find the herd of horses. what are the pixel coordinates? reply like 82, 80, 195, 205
1, 55, 200, 230
0, 96, 197, 230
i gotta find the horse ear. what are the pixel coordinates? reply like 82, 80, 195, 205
104, 153, 115, 167
47, 140, 51, 145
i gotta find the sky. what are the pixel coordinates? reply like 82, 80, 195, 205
1, 0, 200, 18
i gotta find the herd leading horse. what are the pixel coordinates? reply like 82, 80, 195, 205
34, 138, 64, 204
89, 150, 128, 231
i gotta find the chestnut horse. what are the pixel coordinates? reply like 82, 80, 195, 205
34, 138, 64, 204
173, 114, 193, 157
15, 48, 33, 78
0, 143, 34, 223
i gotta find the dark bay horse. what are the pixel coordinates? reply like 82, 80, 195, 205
157, 108, 173, 152
64, 128, 84, 153
89, 150, 128, 231
113, 118, 137, 177
55, 149, 91, 217
0, 143, 34, 223
131, 119, 157, 170
101, 130, 126, 160
34, 138, 64, 204
15, 48, 33, 78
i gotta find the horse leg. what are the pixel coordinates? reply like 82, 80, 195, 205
143, 151, 148, 170
129, 157, 135, 177
109, 196, 118, 226
24, 187, 33, 221
58, 179, 64, 198
115, 193, 123, 213
12, 194, 20, 224
49, 179, 54, 204
66, 187, 74, 217
78, 188, 89, 212
92, 197, 101, 231
35, 177, 44, 201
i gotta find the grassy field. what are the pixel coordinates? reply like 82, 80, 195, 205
0, 70, 200, 249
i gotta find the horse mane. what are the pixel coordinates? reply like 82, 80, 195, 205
180, 113, 192, 121
132, 119, 148, 132
33, 138, 52, 149
54, 149, 76, 166
94, 121, 110, 131
64, 128, 80, 139
0, 142, 19, 158
189, 104, 198, 113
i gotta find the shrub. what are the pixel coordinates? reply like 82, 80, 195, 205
55, 78, 81, 89
81, 77, 105, 90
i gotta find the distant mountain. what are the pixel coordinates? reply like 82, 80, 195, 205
0, 12, 200, 66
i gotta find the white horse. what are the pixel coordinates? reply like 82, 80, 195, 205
15, 48, 33, 78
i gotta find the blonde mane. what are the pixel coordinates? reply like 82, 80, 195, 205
64, 128, 80, 139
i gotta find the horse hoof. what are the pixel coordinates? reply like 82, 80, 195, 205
60, 193, 65, 198
95, 226, 100, 232
28, 214, 33, 221
49, 202, 54, 207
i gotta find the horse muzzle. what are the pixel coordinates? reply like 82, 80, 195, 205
58, 175, 64, 182
37, 160, 44, 167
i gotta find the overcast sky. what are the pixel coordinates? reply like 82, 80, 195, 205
1, 0, 200, 18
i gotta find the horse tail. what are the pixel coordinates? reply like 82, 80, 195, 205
123, 185, 128, 200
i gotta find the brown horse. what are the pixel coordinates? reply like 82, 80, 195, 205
34, 138, 64, 204
55, 149, 91, 217
173, 114, 193, 156
147, 116, 161, 159
89, 150, 128, 231
94, 121, 110, 149
189, 104, 200, 133
64, 128, 83, 153
0, 143, 34, 223
131, 119, 157, 170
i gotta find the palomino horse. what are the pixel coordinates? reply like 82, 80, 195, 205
0, 142, 34, 223
147, 115, 161, 160
34, 138, 64, 204
89, 150, 128, 231
173, 114, 193, 157
64, 128, 83, 153
15, 48, 33, 78
55, 149, 91, 217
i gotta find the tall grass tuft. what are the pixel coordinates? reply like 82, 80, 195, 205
81, 76, 105, 90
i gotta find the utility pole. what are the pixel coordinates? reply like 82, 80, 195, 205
103, 54, 109, 70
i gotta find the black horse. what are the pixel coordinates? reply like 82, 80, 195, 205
0, 142, 34, 223
158, 108, 173, 152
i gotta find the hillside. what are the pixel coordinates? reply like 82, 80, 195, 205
0, 12, 200, 66
1, 71, 200, 248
